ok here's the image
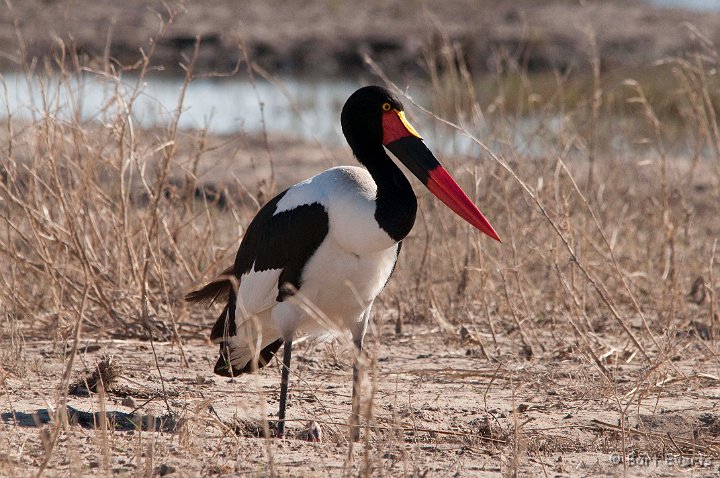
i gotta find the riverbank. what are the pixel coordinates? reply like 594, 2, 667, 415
2, 0, 720, 77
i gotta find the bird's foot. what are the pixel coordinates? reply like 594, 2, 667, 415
274, 420, 286, 439
301, 420, 322, 442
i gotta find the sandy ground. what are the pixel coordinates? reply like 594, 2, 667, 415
2, 316, 720, 477
1, 106, 720, 475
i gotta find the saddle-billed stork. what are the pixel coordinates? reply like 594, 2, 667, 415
186, 85, 500, 440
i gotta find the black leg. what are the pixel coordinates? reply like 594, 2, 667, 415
350, 335, 363, 442
277, 337, 293, 438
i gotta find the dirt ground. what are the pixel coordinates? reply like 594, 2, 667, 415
2, 315, 720, 477
1, 120, 720, 477
2, 0, 720, 77
1, 111, 720, 476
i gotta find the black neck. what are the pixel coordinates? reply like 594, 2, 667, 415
357, 146, 417, 242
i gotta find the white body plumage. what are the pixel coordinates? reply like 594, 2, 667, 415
224, 166, 400, 369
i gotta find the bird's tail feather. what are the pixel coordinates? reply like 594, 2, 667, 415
184, 266, 235, 305
188, 266, 283, 376
211, 307, 283, 377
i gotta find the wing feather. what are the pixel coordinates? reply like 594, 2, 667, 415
186, 183, 330, 376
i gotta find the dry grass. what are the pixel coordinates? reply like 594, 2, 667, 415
2, 8, 720, 478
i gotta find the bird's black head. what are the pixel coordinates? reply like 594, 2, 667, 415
339, 85, 502, 243
341, 86, 404, 155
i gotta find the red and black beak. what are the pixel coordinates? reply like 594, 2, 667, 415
382, 109, 501, 242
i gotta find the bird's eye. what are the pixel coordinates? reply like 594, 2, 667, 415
382, 102, 392, 111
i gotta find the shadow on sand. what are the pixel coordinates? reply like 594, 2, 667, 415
1, 406, 181, 432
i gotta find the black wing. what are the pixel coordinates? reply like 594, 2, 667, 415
186, 188, 329, 376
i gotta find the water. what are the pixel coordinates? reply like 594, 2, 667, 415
0, 72, 359, 145
0, 72, 503, 157
648, 0, 720, 10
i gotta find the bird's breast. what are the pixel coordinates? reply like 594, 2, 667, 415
326, 167, 398, 254
299, 239, 399, 324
